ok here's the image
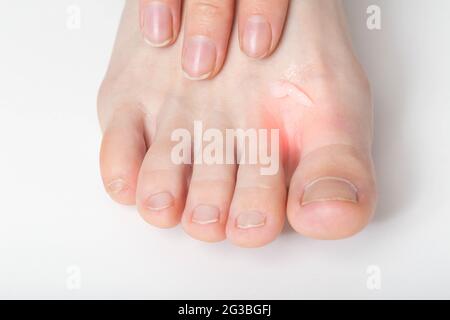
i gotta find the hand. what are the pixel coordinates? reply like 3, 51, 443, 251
140, 0, 290, 80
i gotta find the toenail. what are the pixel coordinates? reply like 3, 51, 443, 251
242, 15, 272, 59
301, 177, 358, 206
236, 211, 266, 229
182, 35, 216, 80
107, 179, 128, 194
146, 192, 174, 211
142, 2, 173, 47
192, 205, 220, 225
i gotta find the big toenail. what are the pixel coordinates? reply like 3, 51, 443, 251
107, 179, 128, 194
236, 211, 266, 229
146, 192, 174, 211
192, 205, 220, 225
301, 177, 358, 205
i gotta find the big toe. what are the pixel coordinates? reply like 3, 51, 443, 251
287, 144, 376, 240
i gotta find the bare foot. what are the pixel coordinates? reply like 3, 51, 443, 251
98, 0, 376, 247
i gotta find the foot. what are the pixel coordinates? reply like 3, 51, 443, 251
98, 0, 376, 247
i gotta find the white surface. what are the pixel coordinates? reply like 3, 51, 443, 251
0, 0, 449, 299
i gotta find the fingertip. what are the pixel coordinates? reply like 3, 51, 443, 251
238, 0, 289, 59
140, 0, 182, 47
182, 0, 235, 80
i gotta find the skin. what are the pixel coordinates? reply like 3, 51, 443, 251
139, 0, 290, 79
99, 0, 377, 247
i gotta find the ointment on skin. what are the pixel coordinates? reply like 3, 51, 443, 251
266, 78, 313, 160
269, 80, 314, 108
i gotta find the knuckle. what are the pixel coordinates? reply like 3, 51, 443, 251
192, 0, 222, 18
190, 177, 235, 190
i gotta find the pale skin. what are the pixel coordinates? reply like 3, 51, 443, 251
98, 0, 377, 247
139, 0, 290, 79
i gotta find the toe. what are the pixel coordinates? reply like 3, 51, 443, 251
182, 162, 236, 242
286, 71, 376, 239
287, 144, 376, 240
100, 107, 147, 205
181, 118, 236, 242
226, 161, 286, 248
136, 115, 191, 228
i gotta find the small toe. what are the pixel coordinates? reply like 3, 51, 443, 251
181, 118, 236, 243
136, 115, 191, 228
182, 161, 236, 243
100, 107, 147, 205
226, 161, 286, 248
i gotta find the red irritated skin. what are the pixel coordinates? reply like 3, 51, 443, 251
258, 78, 315, 181
99, 0, 377, 247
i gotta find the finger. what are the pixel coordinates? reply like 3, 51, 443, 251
182, 0, 235, 80
140, 0, 182, 47
238, 0, 289, 59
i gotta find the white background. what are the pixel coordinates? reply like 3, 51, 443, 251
0, 0, 449, 299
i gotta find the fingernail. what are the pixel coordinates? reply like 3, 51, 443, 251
146, 192, 174, 211
182, 35, 216, 80
192, 205, 220, 225
107, 179, 128, 194
142, 2, 173, 47
242, 15, 272, 59
302, 177, 358, 205
236, 211, 266, 229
